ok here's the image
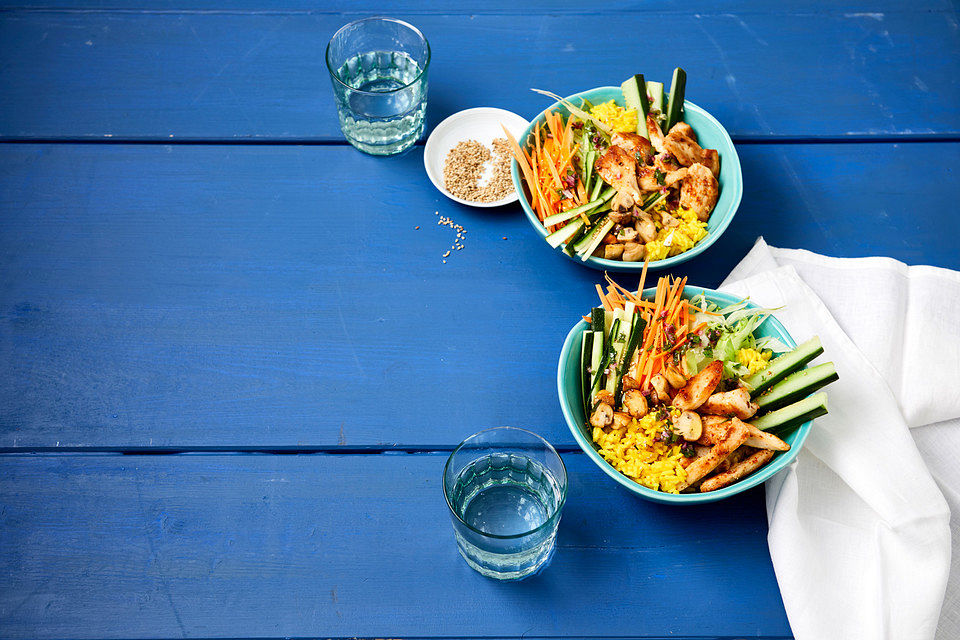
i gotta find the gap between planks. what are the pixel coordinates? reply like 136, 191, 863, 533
0, 446, 586, 455
1, 135, 960, 146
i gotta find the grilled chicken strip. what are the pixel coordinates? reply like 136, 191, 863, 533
679, 163, 719, 222
668, 121, 698, 143
662, 129, 720, 176
596, 146, 641, 210
700, 448, 776, 492
698, 418, 789, 451
699, 387, 759, 420
654, 152, 682, 174
678, 418, 749, 489
638, 166, 688, 191
646, 114, 665, 152
673, 360, 723, 411
611, 132, 652, 158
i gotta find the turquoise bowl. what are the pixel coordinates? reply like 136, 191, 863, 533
511, 86, 742, 272
557, 286, 814, 504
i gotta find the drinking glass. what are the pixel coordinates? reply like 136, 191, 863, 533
325, 17, 430, 156
443, 427, 567, 580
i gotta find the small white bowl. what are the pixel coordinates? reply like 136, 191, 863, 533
423, 107, 529, 208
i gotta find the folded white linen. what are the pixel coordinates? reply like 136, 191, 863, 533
719, 238, 955, 640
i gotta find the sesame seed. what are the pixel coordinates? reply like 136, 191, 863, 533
442, 138, 514, 203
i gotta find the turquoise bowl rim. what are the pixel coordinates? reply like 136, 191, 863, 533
556, 286, 814, 504
511, 86, 742, 272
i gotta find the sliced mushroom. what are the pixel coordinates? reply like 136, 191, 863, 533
622, 242, 645, 262
622, 389, 649, 418
674, 410, 703, 441
650, 373, 672, 403
615, 226, 638, 243
612, 411, 633, 429
610, 189, 636, 212
589, 403, 614, 428
603, 243, 625, 260
634, 213, 658, 243
658, 209, 680, 228
594, 390, 616, 407
663, 364, 687, 389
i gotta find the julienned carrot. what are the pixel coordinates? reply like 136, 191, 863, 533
597, 284, 611, 312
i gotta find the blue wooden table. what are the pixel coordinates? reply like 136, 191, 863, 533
0, 2, 957, 638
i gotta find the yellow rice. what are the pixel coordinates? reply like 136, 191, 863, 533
589, 100, 638, 133
592, 411, 688, 493
644, 207, 709, 262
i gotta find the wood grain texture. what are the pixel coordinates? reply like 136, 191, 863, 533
0, 7, 957, 140
0, 452, 790, 639
1, 142, 957, 450
0, 0, 951, 11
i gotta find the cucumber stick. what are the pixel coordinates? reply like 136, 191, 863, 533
580, 330, 593, 412
646, 81, 664, 115
590, 174, 605, 200
665, 67, 686, 132
584, 148, 596, 194
751, 392, 828, 433
578, 216, 615, 261
563, 212, 606, 255
588, 329, 604, 407
615, 315, 646, 397
756, 362, 839, 411
641, 191, 667, 212
592, 317, 618, 397
543, 198, 603, 227
544, 186, 616, 227
591, 307, 606, 332
604, 308, 627, 393
605, 303, 637, 393
621, 74, 650, 139
745, 336, 824, 396
545, 218, 584, 248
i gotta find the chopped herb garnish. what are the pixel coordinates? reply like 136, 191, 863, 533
654, 168, 666, 186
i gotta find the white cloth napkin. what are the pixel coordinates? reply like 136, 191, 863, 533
719, 238, 957, 640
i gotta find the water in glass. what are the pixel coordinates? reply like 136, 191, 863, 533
334, 51, 426, 155
448, 452, 563, 580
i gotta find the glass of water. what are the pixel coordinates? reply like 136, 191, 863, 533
443, 427, 567, 580
325, 17, 430, 156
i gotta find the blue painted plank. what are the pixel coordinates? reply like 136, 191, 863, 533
0, 142, 957, 450
0, 452, 791, 638
0, 8, 957, 140
0, 0, 947, 10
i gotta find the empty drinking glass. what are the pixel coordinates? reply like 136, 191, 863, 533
325, 17, 430, 155
443, 427, 567, 580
